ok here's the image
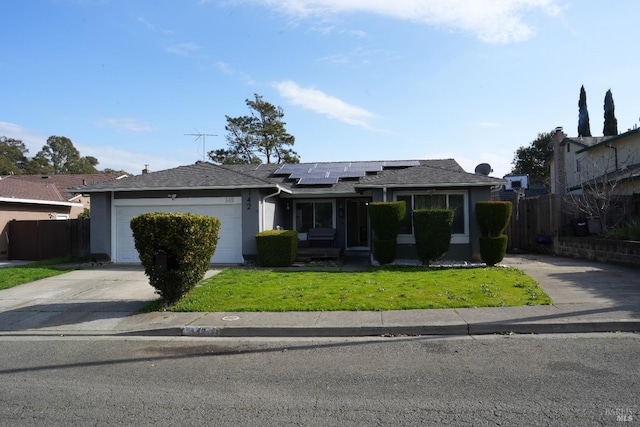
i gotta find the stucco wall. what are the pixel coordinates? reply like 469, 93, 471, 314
0, 202, 73, 259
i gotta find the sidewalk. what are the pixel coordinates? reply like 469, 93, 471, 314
0, 254, 638, 337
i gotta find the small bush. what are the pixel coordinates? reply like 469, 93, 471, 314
414, 208, 454, 264
479, 236, 508, 266
373, 239, 398, 265
369, 201, 406, 240
130, 212, 220, 303
607, 218, 640, 241
256, 230, 298, 267
476, 201, 512, 237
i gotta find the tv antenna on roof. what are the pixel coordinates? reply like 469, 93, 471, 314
185, 129, 217, 161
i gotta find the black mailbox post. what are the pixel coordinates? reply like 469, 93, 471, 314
154, 249, 168, 273
153, 248, 179, 273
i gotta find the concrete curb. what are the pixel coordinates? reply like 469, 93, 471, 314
1, 321, 637, 338
179, 321, 640, 338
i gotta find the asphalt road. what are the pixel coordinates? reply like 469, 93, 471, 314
0, 334, 638, 426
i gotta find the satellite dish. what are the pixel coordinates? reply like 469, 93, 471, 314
474, 163, 493, 176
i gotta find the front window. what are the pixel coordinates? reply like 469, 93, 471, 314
397, 191, 468, 243
295, 201, 334, 233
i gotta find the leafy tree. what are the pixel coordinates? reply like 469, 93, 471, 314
31, 135, 99, 174
77, 208, 91, 219
578, 85, 592, 137
101, 168, 131, 175
510, 131, 554, 188
24, 153, 54, 174
603, 89, 618, 136
209, 94, 299, 164
0, 136, 29, 175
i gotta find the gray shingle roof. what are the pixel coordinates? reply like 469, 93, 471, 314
80, 161, 276, 192
80, 159, 505, 194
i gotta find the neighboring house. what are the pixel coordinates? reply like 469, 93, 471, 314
80, 159, 504, 264
0, 173, 127, 259
549, 127, 640, 195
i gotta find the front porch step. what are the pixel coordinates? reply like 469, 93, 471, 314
296, 247, 342, 262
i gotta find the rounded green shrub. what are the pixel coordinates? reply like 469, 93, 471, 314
479, 236, 508, 266
373, 239, 398, 265
369, 201, 405, 264
130, 212, 220, 303
369, 201, 406, 240
476, 201, 512, 237
414, 208, 454, 264
256, 230, 298, 267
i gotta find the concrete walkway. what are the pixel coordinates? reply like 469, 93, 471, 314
0, 254, 638, 337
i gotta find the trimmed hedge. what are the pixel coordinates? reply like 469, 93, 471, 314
370, 201, 406, 264
479, 236, 508, 266
372, 239, 398, 265
476, 201, 512, 237
369, 201, 406, 240
130, 212, 220, 303
256, 230, 298, 267
476, 201, 512, 266
414, 208, 454, 264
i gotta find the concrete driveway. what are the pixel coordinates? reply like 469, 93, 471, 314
0, 266, 159, 333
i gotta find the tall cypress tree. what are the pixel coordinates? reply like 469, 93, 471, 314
578, 85, 592, 137
603, 89, 619, 136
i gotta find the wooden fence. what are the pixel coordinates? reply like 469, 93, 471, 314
8, 219, 90, 261
505, 194, 636, 253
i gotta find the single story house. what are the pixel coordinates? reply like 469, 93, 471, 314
79, 159, 505, 264
0, 173, 126, 259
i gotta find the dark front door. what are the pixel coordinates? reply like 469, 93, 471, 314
346, 200, 369, 249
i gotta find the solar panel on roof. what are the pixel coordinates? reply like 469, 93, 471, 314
333, 170, 366, 178
288, 169, 318, 179
277, 160, 420, 185
297, 176, 339, 185
273, 164, 301, 175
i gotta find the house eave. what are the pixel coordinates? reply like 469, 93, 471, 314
575, 128, 640, 154
81, 184, 292, 195
283, 189, 364, 198
0, 197, 83, 208
355, 181, 505, 190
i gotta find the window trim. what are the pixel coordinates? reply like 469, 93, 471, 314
395, 190, 469, 245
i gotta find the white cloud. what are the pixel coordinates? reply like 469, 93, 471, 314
96, 118, 153, 132
215, 61, 234, 74
137, 16, 156, 31
274, 80, 378, 129
0, 121, 46, 154
166, 42, 201, 56
251, 0, 561, 43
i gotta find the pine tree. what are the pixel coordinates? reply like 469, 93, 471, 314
603, 89, 618, 136
578, 85, 592, 137
210, 94, 299, 164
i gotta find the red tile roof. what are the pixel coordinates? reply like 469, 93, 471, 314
0, 173, 126, 202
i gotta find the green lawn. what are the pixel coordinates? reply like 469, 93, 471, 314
156, 266, 551, 312
0, 259, 77, 291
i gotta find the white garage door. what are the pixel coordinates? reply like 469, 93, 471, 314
113, 197, 243, 264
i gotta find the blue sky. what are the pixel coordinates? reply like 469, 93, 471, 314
2, 1, 639, 178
